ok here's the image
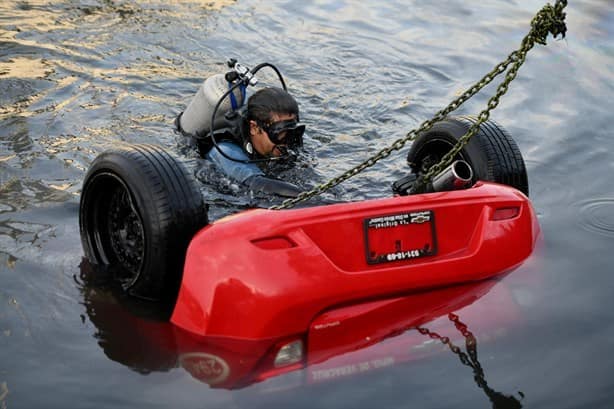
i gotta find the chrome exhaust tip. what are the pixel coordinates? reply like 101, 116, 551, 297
431, 160, 474, 192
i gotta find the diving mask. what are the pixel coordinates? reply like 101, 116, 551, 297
259, 119, 305, 147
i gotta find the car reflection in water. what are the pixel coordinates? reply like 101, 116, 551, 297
79, 259, 531, 408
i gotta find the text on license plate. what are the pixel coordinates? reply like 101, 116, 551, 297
364, 210, 437, 265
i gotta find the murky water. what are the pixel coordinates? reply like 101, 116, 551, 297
1, 0, 613, 408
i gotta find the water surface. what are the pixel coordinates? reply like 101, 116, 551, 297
1, 1, 613, 408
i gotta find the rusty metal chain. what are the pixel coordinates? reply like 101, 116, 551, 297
417, 313, 525, 408
414, 0, 568, 193
270, 0, 567, 210
417, 313, 481, 370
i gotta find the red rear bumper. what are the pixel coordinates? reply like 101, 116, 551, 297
171, 182, 540, 340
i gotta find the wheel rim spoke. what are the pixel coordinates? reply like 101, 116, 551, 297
107, 187, 144, 286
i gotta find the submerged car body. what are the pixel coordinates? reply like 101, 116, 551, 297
83, 267, 529, 391
171, 181, 540, 341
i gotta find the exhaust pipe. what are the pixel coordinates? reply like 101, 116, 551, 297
431, 160, 474, 192
392, 160, 474, 196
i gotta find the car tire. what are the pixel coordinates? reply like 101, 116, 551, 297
79, 144, 208, 301
407, 116, 529, 196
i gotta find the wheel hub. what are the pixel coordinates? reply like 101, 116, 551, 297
108, 187, 144, 285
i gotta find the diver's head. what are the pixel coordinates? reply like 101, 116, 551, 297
246, 87, 305, 158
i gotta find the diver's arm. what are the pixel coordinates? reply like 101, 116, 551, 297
207, 142, 302, 198
245, 175, 302, 198
207, 141, 265, 182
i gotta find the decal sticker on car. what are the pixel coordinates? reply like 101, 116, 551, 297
179, 352, 230, 385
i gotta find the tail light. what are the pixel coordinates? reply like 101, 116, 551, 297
251, 336, 306, 384
492, 206, 520, 221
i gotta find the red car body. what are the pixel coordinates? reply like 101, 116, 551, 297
85, 270, 530, 390
171, 181, 539, 341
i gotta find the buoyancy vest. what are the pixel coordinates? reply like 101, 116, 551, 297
176, 108, 253, 159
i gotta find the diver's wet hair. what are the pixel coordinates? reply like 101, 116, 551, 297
247, 87, 300, 123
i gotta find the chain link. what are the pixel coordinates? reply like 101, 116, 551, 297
270, 0, 567, 210
417, 312, 526, 407
417, 313, 480, 370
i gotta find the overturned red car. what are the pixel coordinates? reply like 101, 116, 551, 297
79, 115, 540, 375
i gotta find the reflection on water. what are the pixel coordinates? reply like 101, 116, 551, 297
79, 255, 529, 409
417, 315, 524, 409
0, 57, 53, 79
2, 0, 614, 408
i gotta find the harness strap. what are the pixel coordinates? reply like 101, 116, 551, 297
228, 82, 247, 110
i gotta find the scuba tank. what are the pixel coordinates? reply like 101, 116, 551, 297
178, 72, 246, 136
177, 59, 297, 164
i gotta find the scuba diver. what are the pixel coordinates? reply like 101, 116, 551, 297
175, 60, 306, 198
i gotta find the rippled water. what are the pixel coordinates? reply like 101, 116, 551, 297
1, 1, 613, 408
